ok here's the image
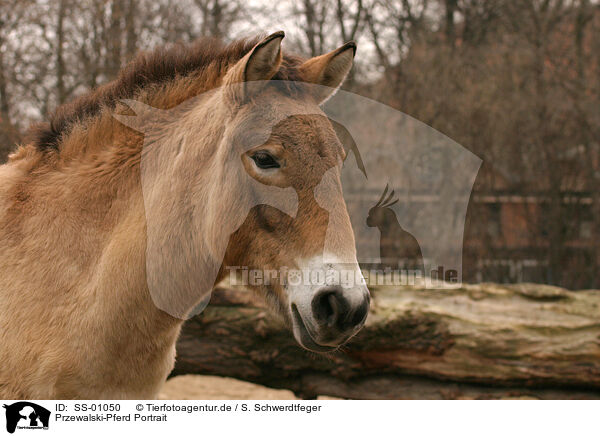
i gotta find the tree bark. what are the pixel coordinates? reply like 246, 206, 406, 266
173, 284, 600, 399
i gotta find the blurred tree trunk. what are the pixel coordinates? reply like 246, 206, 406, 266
445, 0, 457, 43
173, 284, 600, 399
107, 0, 123, 78
56, 0, 68, 104
295, 0, 328, 57
0, 34, 18, 162
335, 0, 362, 86
336, 0, 362, 42
125, 0, 138, 60
194, 0, 242, 39
0, 40, 11, 126
0, 3, 22, 158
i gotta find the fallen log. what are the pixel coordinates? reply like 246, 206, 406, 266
172, 283, 600, 399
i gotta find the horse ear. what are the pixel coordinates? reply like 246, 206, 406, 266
299, 42, 356, 104
223, 31, 284, 106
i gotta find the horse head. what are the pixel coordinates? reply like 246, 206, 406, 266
115, 32, 369, 352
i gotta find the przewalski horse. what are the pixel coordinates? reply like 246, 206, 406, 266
0, 32, 369, 399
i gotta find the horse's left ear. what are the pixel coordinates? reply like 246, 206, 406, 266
299, 42, 356, 104
223, 31, 284, 106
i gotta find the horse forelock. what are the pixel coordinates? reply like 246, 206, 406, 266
23, 35, 308, 156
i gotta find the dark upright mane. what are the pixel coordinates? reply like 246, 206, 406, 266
26, 36, 305, 152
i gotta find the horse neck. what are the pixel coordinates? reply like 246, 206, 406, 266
95, 97, 228, 321
12, 91, 228, 326
11, 126, 182, 335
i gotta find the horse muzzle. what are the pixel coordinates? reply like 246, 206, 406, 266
290, 284, 370, 353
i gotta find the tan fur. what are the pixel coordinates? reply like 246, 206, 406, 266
0, 33, 356, 399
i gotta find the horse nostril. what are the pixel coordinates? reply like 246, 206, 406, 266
350, 297, 369, 327
311, 287, 370, 332
311, 286, 348, 328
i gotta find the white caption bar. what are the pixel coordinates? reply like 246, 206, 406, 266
0, 400, 597, 436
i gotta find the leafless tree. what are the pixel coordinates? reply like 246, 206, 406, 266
0, 0, 598, 288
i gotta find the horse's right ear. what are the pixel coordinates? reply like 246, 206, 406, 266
223, 31, 284, 106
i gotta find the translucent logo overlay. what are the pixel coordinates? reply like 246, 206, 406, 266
114, 81, 481, 319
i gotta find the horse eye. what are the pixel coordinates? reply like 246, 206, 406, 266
251, 151, 280, 169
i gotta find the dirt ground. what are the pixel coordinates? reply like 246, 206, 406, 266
159, 375, 300, 400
